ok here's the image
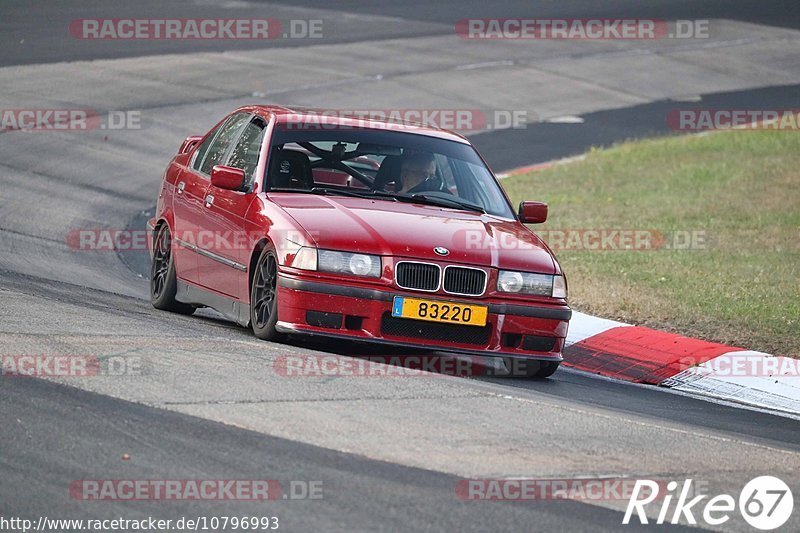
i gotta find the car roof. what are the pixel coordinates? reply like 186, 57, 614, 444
233, 104, 471, 144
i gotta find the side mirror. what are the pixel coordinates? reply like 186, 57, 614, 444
518, 201, 548, 224
211, 165, 246, 191
179, 135, 203, 154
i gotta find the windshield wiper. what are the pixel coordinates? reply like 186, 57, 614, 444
310, 187, 397, 201
387, 192, 485, 213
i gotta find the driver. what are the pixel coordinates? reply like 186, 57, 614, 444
397, 151, 445, 194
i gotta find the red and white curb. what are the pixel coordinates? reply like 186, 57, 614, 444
496, 154, 586, 179
563, 313, 800, 416
499, 155, 800, 416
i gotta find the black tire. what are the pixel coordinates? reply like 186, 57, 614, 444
150, 224, 195, 315
502, 357, 560, 379
250, 245, 284, 341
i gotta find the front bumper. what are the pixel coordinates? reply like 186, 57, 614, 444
275, 275, 570, 361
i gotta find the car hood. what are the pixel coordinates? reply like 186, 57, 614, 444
271, 194, 557, 273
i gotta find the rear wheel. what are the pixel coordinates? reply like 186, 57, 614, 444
502, 357, 560, 378
250, 246, 284, 341
150, 224, 195, 315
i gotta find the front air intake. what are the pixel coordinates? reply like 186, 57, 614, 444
443, 266, 486, 296
395, 262, 441, 292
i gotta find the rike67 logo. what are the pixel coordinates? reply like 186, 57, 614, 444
624, 476, 793, 530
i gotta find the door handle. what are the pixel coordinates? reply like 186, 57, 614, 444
204, 194, 215, 208
177, 181, 185, 194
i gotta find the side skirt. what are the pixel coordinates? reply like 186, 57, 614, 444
175, 280, 250, 327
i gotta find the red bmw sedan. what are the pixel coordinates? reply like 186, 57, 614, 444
148, 106, 570, 377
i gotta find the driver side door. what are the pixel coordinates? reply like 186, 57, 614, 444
182, 112, 250, 291
199, 115, 267, 299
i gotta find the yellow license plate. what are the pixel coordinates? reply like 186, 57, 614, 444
391, 296, 488, 327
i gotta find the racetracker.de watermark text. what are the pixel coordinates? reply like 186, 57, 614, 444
455, 19, 709, 40
69, 19, 323, 40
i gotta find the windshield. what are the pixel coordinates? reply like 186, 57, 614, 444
266, 127, 515, 218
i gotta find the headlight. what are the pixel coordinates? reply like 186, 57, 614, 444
497, 270, 567, 298
318, 249, 381, 278
497, 271, 525, 293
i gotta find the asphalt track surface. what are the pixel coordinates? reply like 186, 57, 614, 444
1, 1, 800, 532
472, 83, 800, 171
2, 0, 800, 66
3, 376, 671, 533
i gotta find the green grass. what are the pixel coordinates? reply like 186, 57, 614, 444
502, 130, 800, 357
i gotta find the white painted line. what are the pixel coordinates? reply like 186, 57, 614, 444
558, 365, 800, 421
546, 115, 585, 124
454, 60, 515, 71
669, 95, 703, 102
662, 351, 800, 415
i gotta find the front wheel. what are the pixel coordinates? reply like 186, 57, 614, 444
502, 357, 560, 379
150, 224, 195, 315
250, 246, 284, 341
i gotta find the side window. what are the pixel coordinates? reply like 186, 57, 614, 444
226, 117, 266, 187
191, 126, 220, 172
198, 113, 250, 175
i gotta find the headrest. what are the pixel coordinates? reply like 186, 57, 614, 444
271, 148, 313, 189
